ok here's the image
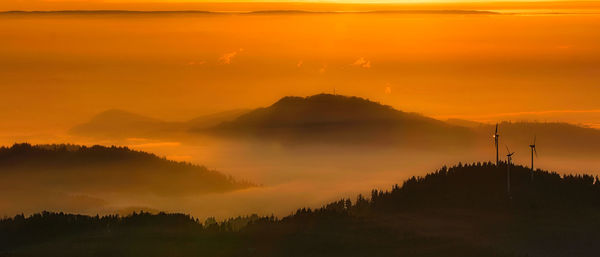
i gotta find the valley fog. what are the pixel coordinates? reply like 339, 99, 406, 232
116, 137, 600, 219
3, 134, 600, 220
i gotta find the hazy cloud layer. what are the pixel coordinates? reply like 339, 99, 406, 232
352, 57, 371, 68
219, 49, 243, 65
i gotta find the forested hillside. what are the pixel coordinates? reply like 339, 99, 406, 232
2, 162, 599, 257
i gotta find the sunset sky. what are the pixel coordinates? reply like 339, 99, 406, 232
2, 0, 600, 220
2, 1, 600, 142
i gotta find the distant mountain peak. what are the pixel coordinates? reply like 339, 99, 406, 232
210, 93, 473, 147
272, 94, 391, 109
264, 94, 400, 122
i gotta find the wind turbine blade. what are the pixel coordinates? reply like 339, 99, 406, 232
534, 147, 538, 158
495, 124, 498, 134
506, 145, 510, 154
534, 135, 536, 145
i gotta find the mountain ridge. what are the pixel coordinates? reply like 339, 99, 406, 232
70, 109, 248, 139
0, 143, 255, 209
209, 94, 477, 148
69, 94, 600, 156
2, 162, 599, 257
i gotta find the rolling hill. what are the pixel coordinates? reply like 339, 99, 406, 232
472, 121, 600, 157
206, 94, 600, 157
2, 162, 599, 257
69, 109, 248, 139
0, 143, 254, 214
209, 94, 476, 149
69, 109, 179, 139
69, 94, 600, 158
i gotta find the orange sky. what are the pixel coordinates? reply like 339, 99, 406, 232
2, 3, 600, 142
2, 2, 600, 218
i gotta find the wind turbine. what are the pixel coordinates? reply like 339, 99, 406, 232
493, 123, 500, 166
506, 146, 515, 196
529, 136, 538, 181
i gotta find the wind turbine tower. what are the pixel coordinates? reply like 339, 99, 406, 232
506, 146, 515, 196
529, 136, 537, 181
493, 124, 500, 166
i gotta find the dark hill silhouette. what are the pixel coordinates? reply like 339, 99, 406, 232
371, 161, 600, 210
209, 94, 475, 149
69, 95, 600, 158
445, 119, 600, 155
0, 143, 254, 197
70, 109, 248, 139
203, 94, 600, 157
445, 118, 485, 128
1, 162, 599, 257
473, 121, 600, 157
186, 109, 250, 129
69, 109, 177, 139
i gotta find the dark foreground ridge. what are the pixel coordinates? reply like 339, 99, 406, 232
2, 162, 599, 257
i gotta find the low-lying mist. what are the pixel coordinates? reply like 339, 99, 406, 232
3, 133, 599, 221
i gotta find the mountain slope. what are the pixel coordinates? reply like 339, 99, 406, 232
206, 94, 600, 158
186, 109, 250, 129
210, 94, 475, 148
69, 95, 600, 158
69, 109, 181, 139
2, 162, 600, 257
70, 109, 248, 139
473, 121, 600, 157
0, 143, 254, 214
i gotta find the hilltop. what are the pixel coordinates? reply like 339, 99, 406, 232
0, 143, 254, 214
1, 162, 599, 257
210, 94, 475, 149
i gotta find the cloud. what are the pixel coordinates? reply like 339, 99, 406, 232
219, 52, 237, 64
219, 48, 243, 64
297, 60, 303, 67
352, 57, 371, 68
